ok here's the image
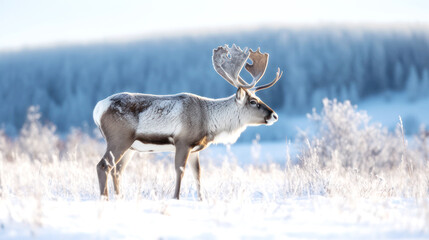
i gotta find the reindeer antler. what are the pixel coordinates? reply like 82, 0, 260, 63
212, 44, 282, 91
213, 44, 248, 88
243, 48, 268, 85
254, 68, 282, 92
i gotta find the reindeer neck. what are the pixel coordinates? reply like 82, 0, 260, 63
204, 95, 247, 144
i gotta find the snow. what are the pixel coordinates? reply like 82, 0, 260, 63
0, 197, 427, 239
0, 138, 427, 239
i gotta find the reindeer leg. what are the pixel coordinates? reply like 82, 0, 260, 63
96, 143, 132, 200
188, 152, 202, 201
111, 149, 135, 197
173, 144, 191, 200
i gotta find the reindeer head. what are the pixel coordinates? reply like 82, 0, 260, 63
212, 44, 282, 126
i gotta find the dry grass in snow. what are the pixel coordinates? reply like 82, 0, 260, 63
0, 100, 428, 239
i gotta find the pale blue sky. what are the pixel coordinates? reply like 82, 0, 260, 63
1, 0, 428, 50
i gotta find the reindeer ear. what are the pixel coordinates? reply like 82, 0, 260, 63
236, 88, 246, 105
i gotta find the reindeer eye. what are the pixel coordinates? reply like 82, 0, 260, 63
250, 99, 257, 106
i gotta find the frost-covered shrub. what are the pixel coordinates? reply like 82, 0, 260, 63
0, 129, 12, 161
301, 99, 405, 173
17, 106, 60, 162
289, 99, 429, 199
0, 102, 427, 204
414, 125, 429, 164
63, 128, 104, 163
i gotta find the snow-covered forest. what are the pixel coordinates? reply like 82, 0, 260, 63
1, 26, 429, 138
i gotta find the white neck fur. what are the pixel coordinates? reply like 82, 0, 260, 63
205, 95, 247, 144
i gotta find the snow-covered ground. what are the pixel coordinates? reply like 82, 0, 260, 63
1, 197, 427, 239
0, 139, 428, 239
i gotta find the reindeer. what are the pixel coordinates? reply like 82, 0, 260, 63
93, 44, 283, 200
